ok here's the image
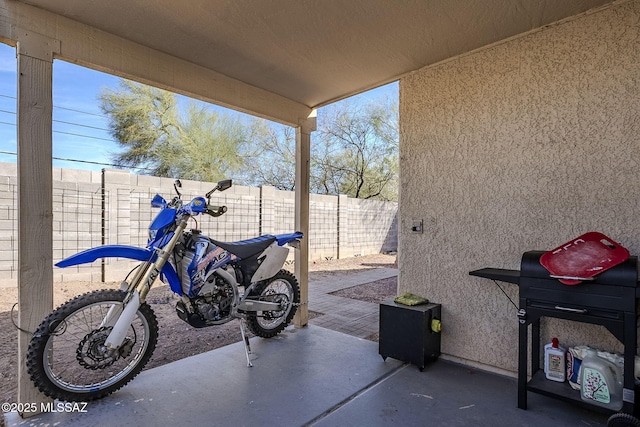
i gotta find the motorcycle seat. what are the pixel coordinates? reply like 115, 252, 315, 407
210, 235, 277, 259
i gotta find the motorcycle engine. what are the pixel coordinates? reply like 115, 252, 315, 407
191, 272, 234, 323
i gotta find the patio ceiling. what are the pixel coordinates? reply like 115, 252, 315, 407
15, 0, 614, 111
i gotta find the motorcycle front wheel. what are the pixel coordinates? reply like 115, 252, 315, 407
246, 270, 300, 338
27, 289, 158, 402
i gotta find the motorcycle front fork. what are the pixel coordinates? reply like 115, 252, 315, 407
104, 221, 188, 350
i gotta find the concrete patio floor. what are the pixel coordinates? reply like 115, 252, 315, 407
3, 267, 615, 426
5, 324, 610, 427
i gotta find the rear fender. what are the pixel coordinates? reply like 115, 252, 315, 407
55, 245, 182, 295
274, 232, 304, 246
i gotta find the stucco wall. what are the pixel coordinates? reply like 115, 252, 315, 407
399, 1, 640, 375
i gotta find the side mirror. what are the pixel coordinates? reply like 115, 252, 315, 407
174, 179, 182, 197
217, 179, 232, 192
206, 179, 232, 198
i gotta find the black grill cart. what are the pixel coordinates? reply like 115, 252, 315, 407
470, 251, 640, 427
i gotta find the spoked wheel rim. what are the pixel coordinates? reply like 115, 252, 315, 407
42, 300, 151, 393
256, 278, 294, 330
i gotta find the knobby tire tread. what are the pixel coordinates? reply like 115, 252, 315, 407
246, 270, 300, 338
26, 289, 158, 402
607, 413, 640, 427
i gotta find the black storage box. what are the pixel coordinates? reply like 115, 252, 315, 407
379, 300, 441, 371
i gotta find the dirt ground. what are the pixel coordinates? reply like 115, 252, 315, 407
0, 254, 396, 406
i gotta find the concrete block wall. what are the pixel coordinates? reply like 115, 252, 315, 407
310, 193, 339, 260
0, 163, 397, 286
0, 163, 17, 282
52, 167, 103, 283
342, 198, 399, 258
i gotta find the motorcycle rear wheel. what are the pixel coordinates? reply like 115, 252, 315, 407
27, 289, 158, 402
246, 270, 300, 338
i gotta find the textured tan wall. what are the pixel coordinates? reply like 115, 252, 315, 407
399, 1, 640, 375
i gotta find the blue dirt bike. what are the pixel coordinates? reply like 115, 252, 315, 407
27, 179, 302, 402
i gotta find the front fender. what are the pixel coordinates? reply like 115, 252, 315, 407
55, 245, 182, 295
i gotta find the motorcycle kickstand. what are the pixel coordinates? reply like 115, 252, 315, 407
239, 319, 253, 367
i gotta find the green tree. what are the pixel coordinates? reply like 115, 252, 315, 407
101, 79, 398, 201
312, 97, 398, 200
100, 80, 249, 181
236, 123, 297, 191
238, 96, 398, 200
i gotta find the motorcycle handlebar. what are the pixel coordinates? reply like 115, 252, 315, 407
205, 205, 227, 217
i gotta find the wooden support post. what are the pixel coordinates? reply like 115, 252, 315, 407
293, 111, 316, 327
15, 29, 59, 416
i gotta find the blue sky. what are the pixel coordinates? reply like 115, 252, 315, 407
0, 42, 397, 173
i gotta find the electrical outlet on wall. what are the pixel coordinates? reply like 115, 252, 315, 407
411, 219, 423, 234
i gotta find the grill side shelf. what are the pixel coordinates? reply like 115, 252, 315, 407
469, 268, 520, 285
